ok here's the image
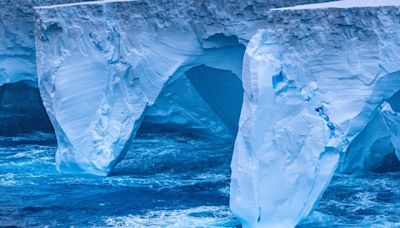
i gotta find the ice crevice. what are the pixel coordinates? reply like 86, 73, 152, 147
30, 0, 400, 227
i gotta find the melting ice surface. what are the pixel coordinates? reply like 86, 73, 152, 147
0, 131, 399, 227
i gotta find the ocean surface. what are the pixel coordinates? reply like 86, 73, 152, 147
0, 131, 399, 227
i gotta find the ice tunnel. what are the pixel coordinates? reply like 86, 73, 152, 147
142, 64, 244, 140
34, 7, 248, 176
0, 81, 53, 136
340, 89, 400, 174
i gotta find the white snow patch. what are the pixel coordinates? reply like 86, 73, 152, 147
272, 0, 400, 11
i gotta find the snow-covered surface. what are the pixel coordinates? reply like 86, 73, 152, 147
273, 0, 400, 10
34, 0, 132, 9
33, 0, 400, 227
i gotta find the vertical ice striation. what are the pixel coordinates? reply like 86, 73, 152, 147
34, 1, 249, 175
33, 0, 329, 175
231, 1, 400, 227
0, 0, 95, 86
0, 0, 97, 135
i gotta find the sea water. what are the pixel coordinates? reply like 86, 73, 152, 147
0, 131, 399, 227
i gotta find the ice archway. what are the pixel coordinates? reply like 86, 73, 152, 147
36, 24, 246, 175
34, 0, 400, 227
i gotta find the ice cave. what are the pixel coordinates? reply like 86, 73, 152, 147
1, 0, 400, 227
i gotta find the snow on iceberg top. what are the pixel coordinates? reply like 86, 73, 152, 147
34, 0, 134, 9
272, 0, 400, 11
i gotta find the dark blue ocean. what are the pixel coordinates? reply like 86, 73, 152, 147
0, 131, 399, 227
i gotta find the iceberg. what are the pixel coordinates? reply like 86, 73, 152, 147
29, 0, 400, 227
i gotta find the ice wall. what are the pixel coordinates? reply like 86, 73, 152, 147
0, 0, 95, 86
230, 1, 400, 227
33, 0, 329, 175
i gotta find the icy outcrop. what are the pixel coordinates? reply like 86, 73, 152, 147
231, 2, 400, 227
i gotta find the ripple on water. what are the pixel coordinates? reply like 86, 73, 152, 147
1, 132, 400, 227
103, 206, 238, 227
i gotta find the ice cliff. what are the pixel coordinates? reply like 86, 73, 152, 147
231, 1, 400, 226
0, 0, 394, 227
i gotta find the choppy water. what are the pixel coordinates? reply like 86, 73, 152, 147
0, 131, 399, 227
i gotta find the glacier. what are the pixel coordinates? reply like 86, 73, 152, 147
1, 0, 400, 227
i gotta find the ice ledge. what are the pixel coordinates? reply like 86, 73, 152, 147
273, 0, 400, 11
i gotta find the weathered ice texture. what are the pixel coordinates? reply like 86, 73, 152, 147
33, 0, 329, 175
380, 101, 400, 161
230, 1, 400, 227
0, 0, 94, 86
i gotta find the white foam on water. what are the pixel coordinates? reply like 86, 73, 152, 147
103, 206, 237, 227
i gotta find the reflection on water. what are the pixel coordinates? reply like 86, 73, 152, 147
0, 132, 399, 227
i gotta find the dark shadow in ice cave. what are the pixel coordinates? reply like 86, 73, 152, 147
339, 89, 400, 174
109, 34, 246, 213
109, 59, 244, 224
300, 90, 400, 226
0, 35, 245, 226
0, 81, 54, 136
0, 63, 245, 226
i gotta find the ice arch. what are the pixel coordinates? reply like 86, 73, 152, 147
35, 5, 247, 175
142, 64, 244, 140
339, 90, 400, 173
